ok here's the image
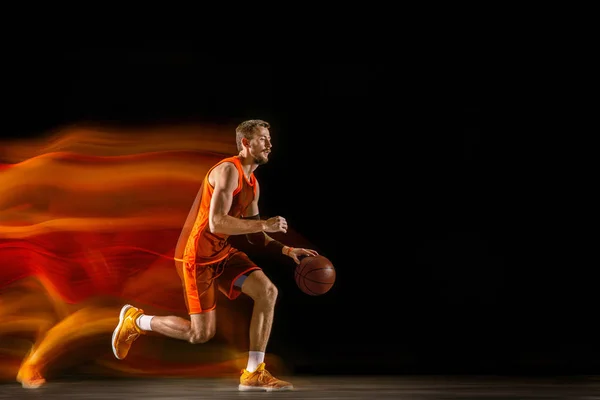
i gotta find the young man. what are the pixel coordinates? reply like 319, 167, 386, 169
111, 119, 318, 391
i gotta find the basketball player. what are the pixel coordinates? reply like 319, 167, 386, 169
111, 119, 318, 391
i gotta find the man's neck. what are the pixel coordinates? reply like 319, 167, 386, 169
237, 154, 257, 178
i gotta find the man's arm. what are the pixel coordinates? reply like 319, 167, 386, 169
209, 162, 287, 235
242, 180, 293, 255
242, 180, 318, 264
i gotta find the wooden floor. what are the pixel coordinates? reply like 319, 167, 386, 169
1, 375, 600, 399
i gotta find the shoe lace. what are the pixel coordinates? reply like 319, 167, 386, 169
256, 368, 275, 384
125, 332, 139, 343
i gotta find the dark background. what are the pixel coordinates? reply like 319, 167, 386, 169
3, 44, 595, 376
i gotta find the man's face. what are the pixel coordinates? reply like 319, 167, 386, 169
248, 127, 272, 165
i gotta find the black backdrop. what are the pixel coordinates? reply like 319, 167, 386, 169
3, 45, 596, 376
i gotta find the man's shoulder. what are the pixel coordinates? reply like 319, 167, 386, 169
210, 158, 239, 177
215, 156, 240, 168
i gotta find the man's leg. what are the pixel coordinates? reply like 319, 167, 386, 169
237, 270, 293, 391
112, 306, 217, 360
146, 311, 216, 344
239, 271, 278, 360
112, 264, 218, 359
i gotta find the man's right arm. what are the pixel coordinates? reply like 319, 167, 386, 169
208, 162, 287, 235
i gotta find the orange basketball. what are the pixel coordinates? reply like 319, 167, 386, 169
294, 255, 336, 296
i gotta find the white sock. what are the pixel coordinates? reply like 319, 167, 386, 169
246, 351, 265, 372
136, 315, 154, 331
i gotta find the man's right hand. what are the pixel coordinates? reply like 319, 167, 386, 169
264, 216, 288, 233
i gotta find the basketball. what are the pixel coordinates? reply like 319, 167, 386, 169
294, 255, 336, 296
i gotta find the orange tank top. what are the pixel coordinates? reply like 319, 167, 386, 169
179, 156, 257, 267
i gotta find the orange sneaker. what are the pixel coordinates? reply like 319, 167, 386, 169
111, 304, 145, 360
16, 363, 45, 389
239, 362, 294, 391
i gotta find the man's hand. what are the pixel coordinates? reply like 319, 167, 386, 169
264, 216, 288, 233
284, 247, 319, 265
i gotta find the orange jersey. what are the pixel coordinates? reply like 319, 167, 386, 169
177, 156, 257, 267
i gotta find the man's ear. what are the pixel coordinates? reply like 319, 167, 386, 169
241, 137, 250, 148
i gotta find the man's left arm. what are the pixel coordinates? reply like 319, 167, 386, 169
243, 181, 318, 264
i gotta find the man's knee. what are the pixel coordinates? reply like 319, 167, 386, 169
263, 281, 278, 301
188, 327, 216, 344
242, 271, 279, 303
253, 280, 279, 302
188, 311, 216, 344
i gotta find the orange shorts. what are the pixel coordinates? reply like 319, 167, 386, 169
177, 250, 261, 314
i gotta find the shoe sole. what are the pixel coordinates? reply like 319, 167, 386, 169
16, 369, 46, 389
238, 384, 294, 392
19, 379, 45, 389
111, 304, 133, 360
